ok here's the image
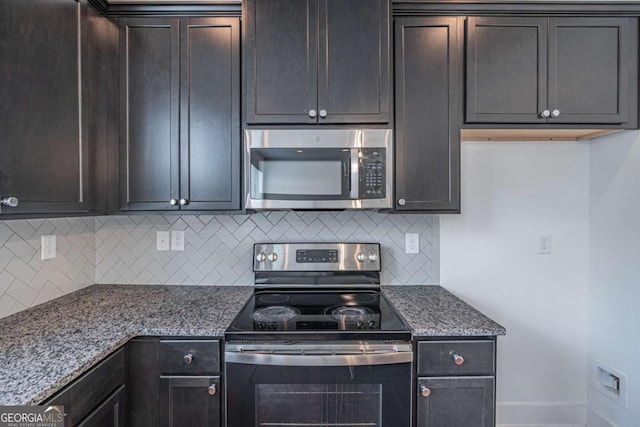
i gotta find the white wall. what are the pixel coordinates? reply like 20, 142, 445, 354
440, 141, 590, 426
588, 131, 640, 427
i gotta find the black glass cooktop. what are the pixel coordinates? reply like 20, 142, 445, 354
226, 291, 411, 341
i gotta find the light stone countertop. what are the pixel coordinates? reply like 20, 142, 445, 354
0, 285, 253, 405
0, 284, 504, 406
382, 285, 506, 337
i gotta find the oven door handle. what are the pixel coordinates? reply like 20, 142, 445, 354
349, 148, 359, 200
225, 350, 413, 367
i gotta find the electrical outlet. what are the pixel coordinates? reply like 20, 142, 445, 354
405, 233, 419, 254
41, 235, 56, 260
592, 359, 627, 408
171, 230, 185, 251
156, 231, 170, 251
538, 234, 552, 254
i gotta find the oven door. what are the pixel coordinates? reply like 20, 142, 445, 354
225, 343, 412, 427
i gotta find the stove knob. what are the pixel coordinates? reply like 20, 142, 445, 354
368, 252, 378, 262
356, 253, 366, 262
356, 321, 365, 329
368, 320, 377, 329
267, 252, 278, 262
256, 252, 267, 262
268, 322, 277, 330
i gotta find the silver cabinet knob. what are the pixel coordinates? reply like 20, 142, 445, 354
356, 253, 366, 262
309, 109, 317, 118
319, 109, 327, 118
551, 109, 560, 117
420, 385, 431, 397
398, 199, 406, 206
0, 197, 19, 208
169, 199, 178, 206
179, 198, 189, 206
208, 384, 217, 396
183, 353, 193, 365
540, 109, 551, 118
451, 353, 464, 365
368, 252, 378, 262
256, 252, 267, 262
267, 253, 278, 262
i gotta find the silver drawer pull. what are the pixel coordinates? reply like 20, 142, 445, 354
183, 353, 193, 365
451, 352, 464, 365
420, 385, 431, 397
208, 384, 216, 395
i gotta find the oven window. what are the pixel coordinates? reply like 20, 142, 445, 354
256, 384, 382, 426
258, 160, 342, 195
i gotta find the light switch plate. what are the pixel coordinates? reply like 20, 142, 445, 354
41, 235, 56, 260
156, 231, 170, 251
171, 230, 185, 251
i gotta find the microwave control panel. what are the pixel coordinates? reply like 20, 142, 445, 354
360, 148, 386, 199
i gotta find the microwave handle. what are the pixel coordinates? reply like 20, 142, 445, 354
350, 148, 359, 199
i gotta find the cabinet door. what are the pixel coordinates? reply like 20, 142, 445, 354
160, 376, 221, 427
317, 0, 390, 124
394, 17, 460, 212
179, 18, 241, 210
548, 17, 636, 124
127, 338, 160, 427
466, 17, 547, 123
119, 18, 180, 211
77, 386, 125, 427
416, 377, 494, 427
245, 0, 318, 124
0, 0, 90, 215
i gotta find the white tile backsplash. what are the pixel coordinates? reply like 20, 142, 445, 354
0, 217, 95, 318
0, 211, 437, 319
95, 211, 437, 286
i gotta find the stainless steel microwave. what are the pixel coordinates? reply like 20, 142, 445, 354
244, 129, 392, 210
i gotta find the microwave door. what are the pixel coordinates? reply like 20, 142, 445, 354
250, 148, 351, 201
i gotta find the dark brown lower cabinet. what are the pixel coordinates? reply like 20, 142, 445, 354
416, 377, 495, 427
160, 376, 221, 427
77, 386, 126, 427
127, 337, 223, 427
44, 349, 125, 427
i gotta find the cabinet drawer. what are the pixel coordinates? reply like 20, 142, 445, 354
45, 348, 125, 427
417, 340, 495, 375
160, 340, 220, 374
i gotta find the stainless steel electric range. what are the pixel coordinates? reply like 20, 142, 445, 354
225, 243, 413, 427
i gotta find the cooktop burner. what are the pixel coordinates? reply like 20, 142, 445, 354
252, 305, 300, 322
326, 305, 375, 321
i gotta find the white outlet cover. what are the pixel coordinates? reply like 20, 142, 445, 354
537, 234, 552, 255
405, 233, 419, 254
41, 235, 56, 260
171, 230, 185, 251
156, 231, 170, 251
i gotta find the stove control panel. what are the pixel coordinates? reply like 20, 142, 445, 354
254, 243, 381, 272
296, 249, 338, 263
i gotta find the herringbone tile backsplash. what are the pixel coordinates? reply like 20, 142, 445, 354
0, 212, 437, 319
0, 218, 95, 318
95, 212, 437, 286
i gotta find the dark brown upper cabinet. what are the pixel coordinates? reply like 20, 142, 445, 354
394, 17, 461, 212
245, 0, 390, 125
0, 0, 90, 216
118, 17, 240, 212
466, 16, 638, 126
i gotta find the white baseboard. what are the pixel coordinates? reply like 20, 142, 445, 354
497, 402, 587, 426
586, 408, 615, 427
